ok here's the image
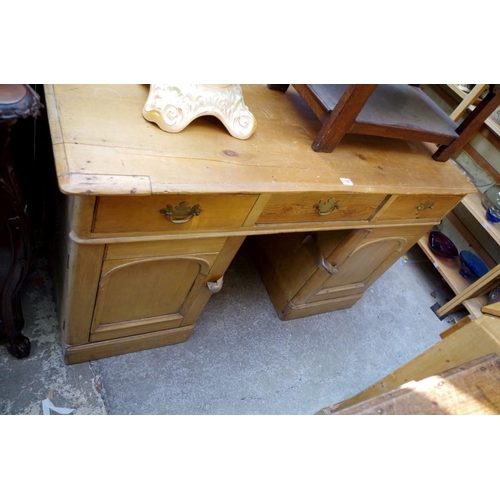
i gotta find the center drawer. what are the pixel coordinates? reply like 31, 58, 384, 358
256, 192, 387, 224
92, 194, 259, 235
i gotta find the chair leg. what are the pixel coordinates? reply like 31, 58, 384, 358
312, 84, 377, 152
267, 85, 290, 92
433, 89, 500, 162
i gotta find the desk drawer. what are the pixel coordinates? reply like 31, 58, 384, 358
92, 194, 258, 235
256, 193, 386, 224
377, 195, 462, 221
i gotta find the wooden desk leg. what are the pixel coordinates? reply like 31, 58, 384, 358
312, 84, 377, 153
0, 124, 31, 358
433, 89, 500, 162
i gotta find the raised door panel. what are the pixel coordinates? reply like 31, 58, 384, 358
90, 254, 215, 342
308, 230, 423, 304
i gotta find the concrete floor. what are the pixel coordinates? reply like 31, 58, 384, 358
0, 240, 464, 415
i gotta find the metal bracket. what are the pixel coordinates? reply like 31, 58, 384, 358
302, 235, 339, 275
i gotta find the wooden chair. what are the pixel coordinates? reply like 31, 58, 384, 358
268, 84, 500, 162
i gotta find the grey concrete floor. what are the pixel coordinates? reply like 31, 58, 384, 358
0, 240, 464, 415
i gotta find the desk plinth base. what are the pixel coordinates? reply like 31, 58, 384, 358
279, 294, 364, 321
63, 324, 193, 364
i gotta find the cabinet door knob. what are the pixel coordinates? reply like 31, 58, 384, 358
160, 201, 202, 224
207, 276, 224, 293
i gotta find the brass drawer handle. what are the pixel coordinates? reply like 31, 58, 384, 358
160, 201, 202, 224
314, 198, 341, 216
415, 201, 434, 215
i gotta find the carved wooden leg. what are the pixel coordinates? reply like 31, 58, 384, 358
0, 124, 31, 358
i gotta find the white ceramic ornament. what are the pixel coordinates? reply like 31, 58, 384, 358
142, 84, 257, 139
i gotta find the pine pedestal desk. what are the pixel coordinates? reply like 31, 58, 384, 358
44, 84, 475, 364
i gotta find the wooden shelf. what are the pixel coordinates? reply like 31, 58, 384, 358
463, 295, 489, 318
415, 86, 500, 320
446, 84, 500, 139
417, 203, 500, 319
418, 233, 484, 318
447, 84, 470, 100
461, 192, 500, 247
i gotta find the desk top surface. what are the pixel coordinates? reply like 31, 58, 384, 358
44, 84, 475, 197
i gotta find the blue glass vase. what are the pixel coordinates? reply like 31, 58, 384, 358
482, 184, 500, 223
488, 287, 500, 304
459, 251, 489, 279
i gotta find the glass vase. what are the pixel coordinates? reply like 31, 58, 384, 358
481, 183, 500, 223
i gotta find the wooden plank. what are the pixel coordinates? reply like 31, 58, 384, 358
463, 296, 488, 319
62, 241, 105, 345
450, 84, 489, 121
331, 354, 500, 415
461, 192, 500, 247
418, 233, 475, 296
462, 143, 500, 184
71, 195, 97, 239
242, 194, 271, 227
447, 211, 497, 268
439, 316, 472, 339
105, 237, 226, 260
317, 314, 500, 413
45, 85, 474, 197
446, 84, 468, 101
64, 325, 193, 364
280, 293, 363, 320
482, 301, 500, 317
437, 263, 500, 317
482, 119, 500, 143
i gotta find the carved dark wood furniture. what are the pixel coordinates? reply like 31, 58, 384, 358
268, 84, 500, 162
0, 84, 41, 358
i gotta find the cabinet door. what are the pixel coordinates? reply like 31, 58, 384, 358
304, 226, 428, 304
90, 254, 216, 342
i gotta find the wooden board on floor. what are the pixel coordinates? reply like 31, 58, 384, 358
330, 354, 500, 415
317, 314, 500, 413
482, 301, 500, 317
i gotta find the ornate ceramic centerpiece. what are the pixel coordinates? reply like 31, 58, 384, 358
142, 84, 257, 139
